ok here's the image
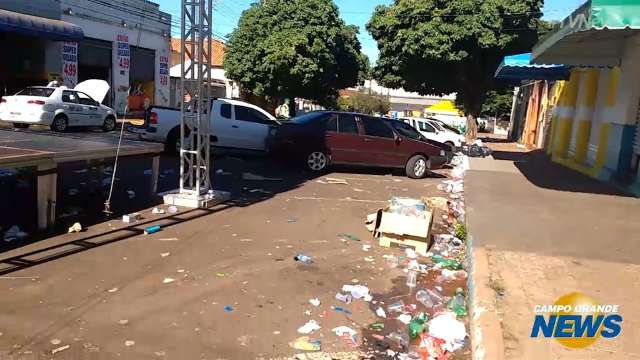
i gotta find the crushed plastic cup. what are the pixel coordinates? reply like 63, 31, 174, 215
387, 300, 405, 314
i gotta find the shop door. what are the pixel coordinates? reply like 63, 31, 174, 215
78, 38, 112, 106
130, 46, 156, 111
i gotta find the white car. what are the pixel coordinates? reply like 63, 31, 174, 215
401, 117, 464, 149
131, 98, 280, 152
0, 80, 116, 132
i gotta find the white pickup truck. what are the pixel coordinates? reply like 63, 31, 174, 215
130, 98, 280, 152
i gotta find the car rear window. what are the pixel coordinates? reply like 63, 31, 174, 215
362, 116, 394, 138
338, 114, 358, 134
290, 112, 329, 124
16, 87, 54, 97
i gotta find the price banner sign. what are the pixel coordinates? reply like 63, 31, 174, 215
117, 34, 130, 70
62, 42, 78, 87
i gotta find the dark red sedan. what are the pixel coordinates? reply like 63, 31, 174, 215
268, 111, 449, 178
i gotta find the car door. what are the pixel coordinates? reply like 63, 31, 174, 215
360, 116, 403, 167
324, 113, 363, 164
61, 90, 84, 125
211, 101, 236, 148
416, 119, 439, 142
232, 104, 276, 150
76, 91, 101, 125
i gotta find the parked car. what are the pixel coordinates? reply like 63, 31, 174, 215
400, 117, 464, 149
0, 80, 116, 132
268, 111, 449, 178
130, 98, 279, 153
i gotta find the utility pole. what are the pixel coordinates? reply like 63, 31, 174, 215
163, 0, 229, 208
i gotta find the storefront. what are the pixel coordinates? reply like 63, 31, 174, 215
532, 0, 640, 194
0, 8, 83, 96
59, 0, 171, 114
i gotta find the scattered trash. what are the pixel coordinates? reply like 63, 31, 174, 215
332, 306, 352, 315
294, 253, 313, 264
3, 225, 28, 242
107, 287, 119, 293
224, 305, 233, 312
152, 207, 166, 214
332, 326, 357, 337
338, 233, 360, 242
335, 293, 352, 304
309, 298, 320, 307
145, 225, 162, 235
387, 300, 405, 314
67, 222, 82, 233
428, 312, 466, 352
447, 287, 468, 317
362, 244, 371, 251
119, 319, 129, 325
297, 320, 321, 334
406, 270, 417, 289
122, 213, 140, 223
50, 339, 62, 345
157, 237, 179, 241
409, 313, 428, 339
160, 252, 170, 257
216, 273, 226, 277
168, 206, 178, 214
369, 322, 385, 330
342, 284, 370, 300
397, 313, 412, 325
364, 256, 375, 262
353, 188, 365, 192
376, 307, 387, 318
162, 278, 175, 284
387, 331, 410, 348
242, 172, 283, 181
431, 255, 463, 270
124, 340, 135, 347
325, 177, 348, 185
289, 336, 321, 351
287, 218, 297, 223
51, 344, 70, 355
405, 248, 417, 259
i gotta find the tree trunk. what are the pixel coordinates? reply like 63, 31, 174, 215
465, 113, 478, 143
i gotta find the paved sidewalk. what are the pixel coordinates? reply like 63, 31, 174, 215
466, 150, 640, 360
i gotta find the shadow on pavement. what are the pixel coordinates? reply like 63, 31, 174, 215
489, 149, 633, 197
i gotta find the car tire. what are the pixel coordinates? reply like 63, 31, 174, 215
12, 123, 29, 129
406, 154, 430, 179
50, 115, 68, 132
305, 150, 329, 173
102, 116, 116, 132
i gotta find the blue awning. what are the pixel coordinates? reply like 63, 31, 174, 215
495, 53, 571, 82
0, 9, 83, 42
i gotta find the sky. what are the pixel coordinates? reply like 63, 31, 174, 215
156, 0, 588, 61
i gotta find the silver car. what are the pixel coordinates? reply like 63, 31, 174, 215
0, 80, 116, 132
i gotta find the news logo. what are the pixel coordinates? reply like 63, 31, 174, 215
530, 292, 622, 348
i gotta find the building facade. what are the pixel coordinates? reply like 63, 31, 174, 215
0, 0, 171, 114
532, 0, 640, 194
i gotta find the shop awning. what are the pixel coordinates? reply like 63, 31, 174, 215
533, 0, 640, 66
495, 53, 570, 81
0, 9, 83, 42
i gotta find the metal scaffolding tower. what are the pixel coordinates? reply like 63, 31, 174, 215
163, 0, 228, 208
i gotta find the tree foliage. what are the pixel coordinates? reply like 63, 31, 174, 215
367, 0, 544, 140
224, 0, 365, 107
481, 88, 514, 120
337, 90, 391, 115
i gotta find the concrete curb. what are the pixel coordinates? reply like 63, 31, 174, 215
467, 236, 506, 360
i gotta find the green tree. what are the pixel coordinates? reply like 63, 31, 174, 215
337, 90, 391, 114
367, 0, 544, 141
481, 88, 514, 121
224, 0, 365, 112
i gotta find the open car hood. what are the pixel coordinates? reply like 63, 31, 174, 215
75, 80, 110, 104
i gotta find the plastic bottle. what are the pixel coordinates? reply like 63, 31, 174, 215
335, 293, 352, 304
448, 287, 468, 317
431, 255, 463, 270
408, 312, 428, 339
406, 270, 417, 289
294, 253, 313, 264
387, 300, 405, 314
415, 290, 434, 307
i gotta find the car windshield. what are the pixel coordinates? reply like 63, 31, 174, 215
388, 120, 424, 141
290, 112, 330, 124
16, 87, 55, 97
